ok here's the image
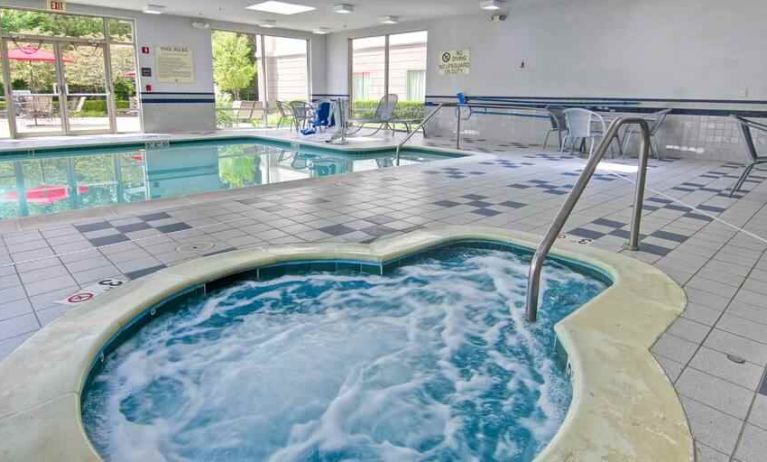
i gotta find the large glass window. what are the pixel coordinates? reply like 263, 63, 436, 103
212, 30, 262, 129
263, 36, 309, 102
351, 36, 385, 118
0, 54, 7, 138
0, 8, 138, 137
350, 31, 428, 120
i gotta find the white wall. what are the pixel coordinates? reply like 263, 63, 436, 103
3, 0, 325, 133
325, 0, 767, 99
322, 0, 767, 159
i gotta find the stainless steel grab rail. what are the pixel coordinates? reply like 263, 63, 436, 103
395, 104, 444, 165
525, 117, 652, 322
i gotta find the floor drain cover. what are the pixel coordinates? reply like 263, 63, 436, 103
176, 241, 216, 253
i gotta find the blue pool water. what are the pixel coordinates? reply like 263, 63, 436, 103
0, 139, 455, 219
82, 245, 608, 461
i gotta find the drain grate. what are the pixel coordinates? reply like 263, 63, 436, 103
176, 241, 216, 253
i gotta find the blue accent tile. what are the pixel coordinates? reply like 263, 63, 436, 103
155, 222, 192, 234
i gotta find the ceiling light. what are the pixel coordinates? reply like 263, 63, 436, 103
246, 1, 316, 15
334, 4, 354, 14
380, 16, 399, 25
313, 27, 330, 34
261, 19, 277, 28
143, 4, 166, 14
480, 0, 501, 10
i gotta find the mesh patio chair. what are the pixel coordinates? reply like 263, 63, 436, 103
543, 106, 568, 150
232, 101, 256, 127
347, 94, 399, 136
621, 108, 672, 159
289, 101, 314, 131
729, 115, 767, 197
275, 101, 295, 129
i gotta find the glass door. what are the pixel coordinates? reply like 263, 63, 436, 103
5, 40, 65, 136
61, 42, 113, 134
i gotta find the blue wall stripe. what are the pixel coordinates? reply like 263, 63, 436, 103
141, 99, 215, 104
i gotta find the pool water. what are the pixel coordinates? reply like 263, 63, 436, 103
82, 246, 608, 461
0, 139, 454, 219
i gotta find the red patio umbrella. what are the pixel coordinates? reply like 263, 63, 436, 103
6, 45, 73, 63
2, 185, 89, 205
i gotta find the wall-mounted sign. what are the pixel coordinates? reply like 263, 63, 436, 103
141, 46, 150, 54
156, 45, 195, 84
46, 0, 66, 11
141, 67, 152, 77
438, 49, 471, 75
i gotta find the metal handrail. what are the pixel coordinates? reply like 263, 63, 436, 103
525, 117, 652, 322
395, 103, 444, 164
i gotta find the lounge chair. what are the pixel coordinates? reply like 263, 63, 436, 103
347, 94, 398, 136
729, 115, 767, 197
232, 100, 256, 127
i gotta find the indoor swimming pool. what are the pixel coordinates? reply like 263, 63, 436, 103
0, 139, 458, 219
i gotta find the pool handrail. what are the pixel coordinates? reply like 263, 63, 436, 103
525, 117, 652, 322
395, 103, 445, 164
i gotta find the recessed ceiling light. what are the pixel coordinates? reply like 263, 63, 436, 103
247, 1, 316, 15
334, 3, 354, 14
261, 19, 277, 28
313, 27, 331, 34
380, 16, 398, 24
480, 0, 501, 10
143, 4, 166, 14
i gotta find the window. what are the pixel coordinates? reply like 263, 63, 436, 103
352, 72, 371, 100
350, 31, 428, 118
263, 36, 309, 102
406, 70, 426, 102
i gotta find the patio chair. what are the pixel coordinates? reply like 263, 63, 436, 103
543, 106, 568, 150
562, 108, 606, 156
562, 108, 623, 157
232, 100, 256, 126
27, 95, 53, 125
729, 115, 767, 196
289, 101, 314, 131
347, 94, 399, 136
621, 108, 672, 159
275, 101, 294, 129
67, 96, 87, 116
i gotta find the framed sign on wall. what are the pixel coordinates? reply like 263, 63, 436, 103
156, 45, 195, 83
439, 49, 471, 75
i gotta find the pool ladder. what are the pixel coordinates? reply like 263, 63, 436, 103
525, 118, 653, 322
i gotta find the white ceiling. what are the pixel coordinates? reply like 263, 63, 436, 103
70, 0, 487, 33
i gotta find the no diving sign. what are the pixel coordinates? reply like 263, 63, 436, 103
58, 278, 126, 306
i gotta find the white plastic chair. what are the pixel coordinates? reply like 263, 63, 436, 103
562, 108, 606, 156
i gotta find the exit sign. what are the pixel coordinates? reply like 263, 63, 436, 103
47, 0, 66, 11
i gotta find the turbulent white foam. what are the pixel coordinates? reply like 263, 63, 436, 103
83, 249, 606, 461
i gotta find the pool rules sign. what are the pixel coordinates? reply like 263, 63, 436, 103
156, 45, 195, 84
439, 49, 471, 75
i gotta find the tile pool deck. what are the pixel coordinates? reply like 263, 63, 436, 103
0, 132, 766, 461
